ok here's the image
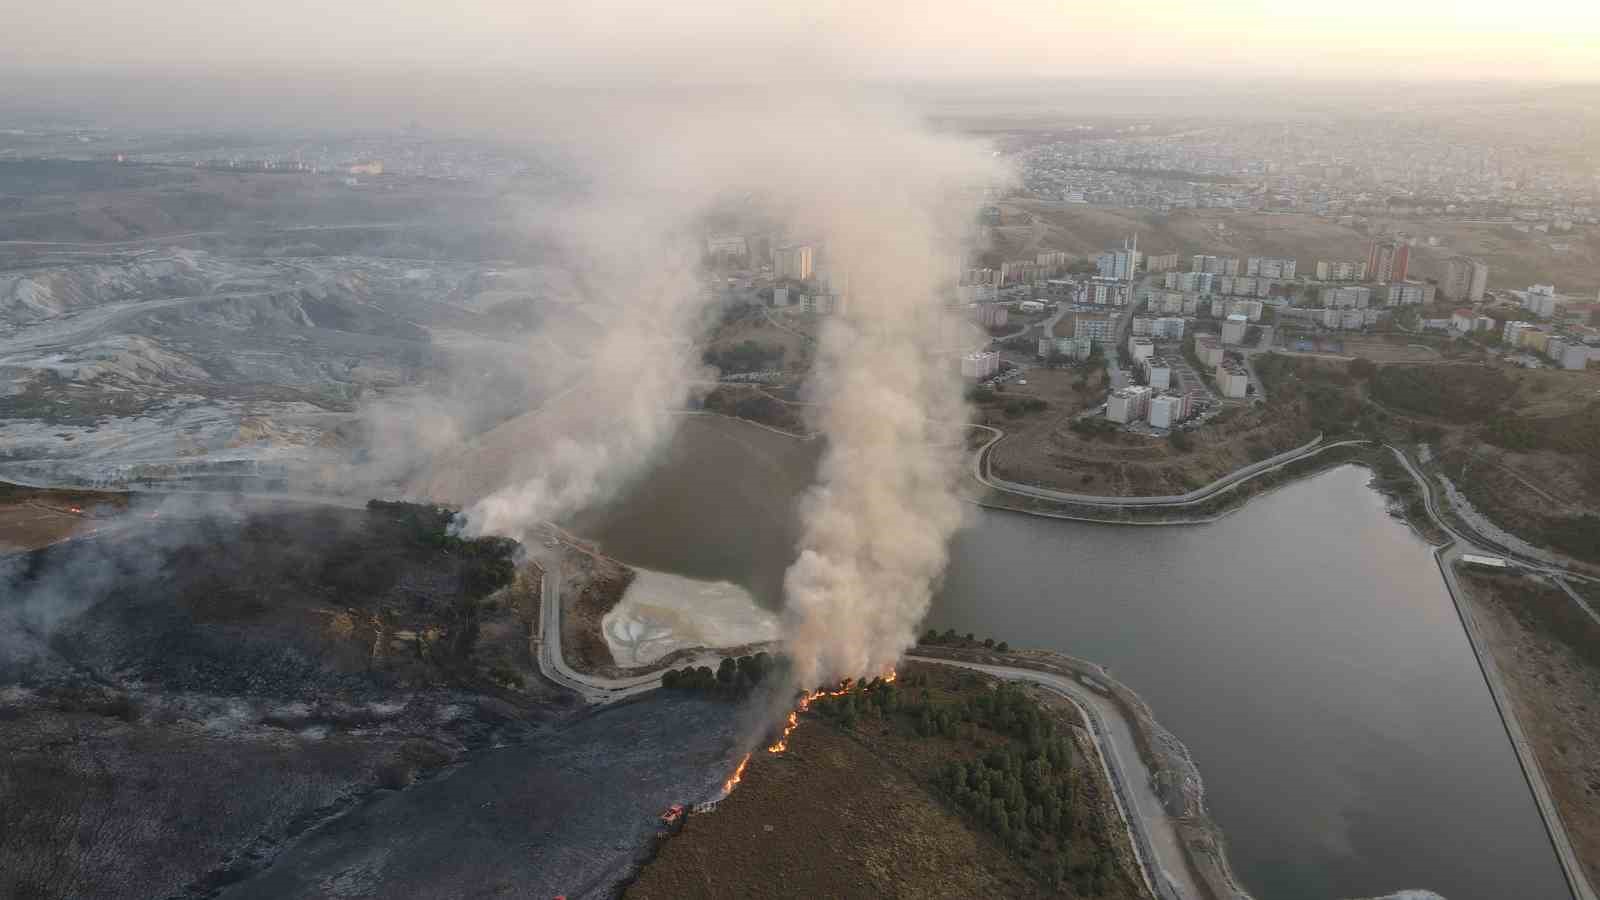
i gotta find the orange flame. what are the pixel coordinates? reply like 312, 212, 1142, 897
766, 674, 892, 756
722, 753, 750, 794
767, 710, 799, 753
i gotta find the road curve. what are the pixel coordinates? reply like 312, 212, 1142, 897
971, 425, 1352, 509
908, 655, 1206, 900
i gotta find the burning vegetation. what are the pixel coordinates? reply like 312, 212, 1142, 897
630, 662, 1149, 899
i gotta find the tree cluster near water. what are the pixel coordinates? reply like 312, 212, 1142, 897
809, 669, 1128, 897
660, 652, 781, 698
919, 629, 1010, 652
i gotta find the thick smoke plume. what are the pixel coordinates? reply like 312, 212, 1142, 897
391, 90, 1005, 631
405, 192, 717, 544
756, 114, 1004, 689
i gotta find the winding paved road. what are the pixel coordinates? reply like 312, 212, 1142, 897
971, 425, 1345, 509
908, 656, 1203, 900
530, 548, 1204, 897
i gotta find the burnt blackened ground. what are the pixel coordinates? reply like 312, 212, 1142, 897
221, 695, 742, 900
0, 499, 567, 900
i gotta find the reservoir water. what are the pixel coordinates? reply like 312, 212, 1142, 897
575, 415, 1569, 900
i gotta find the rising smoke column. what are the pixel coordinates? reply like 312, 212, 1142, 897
393, 90, 1003, 635
400, 176, 721, 544
758, 109, 1007, 691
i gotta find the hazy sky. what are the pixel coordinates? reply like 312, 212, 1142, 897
10, 0, 1600, 83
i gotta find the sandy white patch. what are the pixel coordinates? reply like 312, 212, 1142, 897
601, 568, 779, 667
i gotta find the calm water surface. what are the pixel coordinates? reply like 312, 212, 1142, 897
576, 415, 1568, 900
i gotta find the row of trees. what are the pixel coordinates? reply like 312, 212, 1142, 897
918, 629, 1010, 652
660, 652, 780, 697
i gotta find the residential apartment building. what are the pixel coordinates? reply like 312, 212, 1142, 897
1367, 239, 1410, 283
1215, 361, 1250, 398
1088, 277, 1128, 306
1144, 357, 1172, 390
1221, 313, 1249, 345
961, 351, 1000, 379
1146, 251, 1181, 273
1246, 256, 1297, 279
1191, 254, 1240, 275
1150, 317, 1186, 339
1441, 256, 1489, 303
1315, 260, 1368, 281
1074, 312, 1114, 344
1381, 282, 1431, 306
1323, 285, 1373, 309
973, 303, 1008, 328
1096, 248, 1141, 280
1107, 386, 1152, 424
774, 244, 815, 280
1525, 285, 1560, 318
1226, 299, 1264, 322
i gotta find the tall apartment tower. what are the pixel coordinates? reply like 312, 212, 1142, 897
1442, 256, 1489, 302
1367, 239, 1410, 283
773, 244, 814, 281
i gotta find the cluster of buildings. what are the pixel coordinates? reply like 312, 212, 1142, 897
771, 286, 845, 316
1426, 281, 1598, 369
1010, 112, 1598, 225
1107, 385, 1201, 429
1493, 287, 1596, 369
1038, 334, 1096, 362
1131, 316, 1186, 339
1315, 259, 1368, 281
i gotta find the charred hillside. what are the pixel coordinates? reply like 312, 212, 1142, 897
0, 498, 558, 900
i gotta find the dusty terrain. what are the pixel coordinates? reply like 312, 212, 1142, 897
1456, 570, 1600, 891
629, 661, 1150, 900
0, 481, 130, 550
989, 391, 1311, 497
999, 202, 1600, 296
0, 160, 604, 495
558, 538, 635, 673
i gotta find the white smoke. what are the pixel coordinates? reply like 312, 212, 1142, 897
397, 91, 1004, 592
748, 108, 1006, 690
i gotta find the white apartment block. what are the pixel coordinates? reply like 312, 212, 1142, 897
774, 244, 814, 280
1221, 314, 1249, 345
961, 351, 1000, 379
1151, 317, 1186, 340
1227, 299, 1264, 322
1382, 282, 1430, 306
1215, 362, 1249, 399
1315, 260, 1367, 281
1107, 386, 1152, 424
1323, 285, 1373, 309
1246, 256, 1296, 280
